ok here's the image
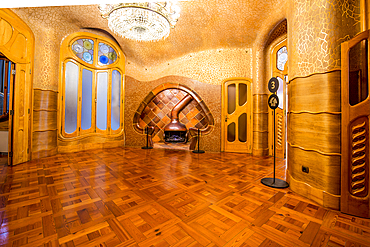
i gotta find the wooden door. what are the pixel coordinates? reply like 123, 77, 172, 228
222, 78, 252, 153
0, 10, 34, 165
341, 30, 370, 218
269, 40, 287, 159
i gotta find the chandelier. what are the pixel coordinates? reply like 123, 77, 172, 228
99, 2, 181, 42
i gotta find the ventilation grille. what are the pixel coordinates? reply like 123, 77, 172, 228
350, 118, 369, 197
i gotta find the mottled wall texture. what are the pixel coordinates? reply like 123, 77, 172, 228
125, 48, 252, 86
287, 0, 362, 209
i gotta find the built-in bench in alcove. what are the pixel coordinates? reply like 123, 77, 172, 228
133, 83, 214, 150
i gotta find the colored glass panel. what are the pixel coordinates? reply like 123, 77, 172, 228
98, 42, 117, 66
64, 62, 79, 134
0, 60, 4, 115
238, 113, 247, 142
71, 39, 94, 64
81, 69, 93, 130
277, 46, 287, 71
97, 72, 108, 130
227, 84, 236, 114
239, 83, 248, 106
111, 70, 121, 131
6, 61, 10, 113
227, 122, 236, 142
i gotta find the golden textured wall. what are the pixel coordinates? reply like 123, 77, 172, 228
125, 48, 252, 86
290, 0, 361, 78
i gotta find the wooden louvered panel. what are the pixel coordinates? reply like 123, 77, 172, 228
349, 117, 368, 197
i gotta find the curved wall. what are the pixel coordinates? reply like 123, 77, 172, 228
287, 0, 362, 209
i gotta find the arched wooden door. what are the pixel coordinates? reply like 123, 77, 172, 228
222, 78, 252, 153
269, 40, 288, 159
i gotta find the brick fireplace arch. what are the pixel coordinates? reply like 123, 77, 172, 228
133, 83, 214, 149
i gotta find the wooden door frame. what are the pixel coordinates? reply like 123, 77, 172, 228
0, 9, 35, 165
221, 77, 253, 152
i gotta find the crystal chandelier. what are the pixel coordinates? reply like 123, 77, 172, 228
99, 2, 181, 42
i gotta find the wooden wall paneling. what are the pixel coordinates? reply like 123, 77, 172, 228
288, 71, 341, 210
341, 30, 370, 218
288, 113, 340, 154
32, 89, 58, 159
252, 94, 269, 156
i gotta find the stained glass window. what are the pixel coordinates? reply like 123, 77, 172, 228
72, 39, 94, 64
98, 42, 117, 65
277, 46, 287, 71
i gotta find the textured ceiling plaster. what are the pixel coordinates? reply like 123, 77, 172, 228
11, 0, 287, 67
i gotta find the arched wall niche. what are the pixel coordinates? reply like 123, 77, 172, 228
133, 82, 214, 150
125, 75, 220, 151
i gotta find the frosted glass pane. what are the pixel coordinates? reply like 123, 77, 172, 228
111, 70, 121, 131
64, 62, 79, 134
81, 69, 92, 130
228, 84, 236, 114
277, 77, 284, 109
97, 72, 108, 130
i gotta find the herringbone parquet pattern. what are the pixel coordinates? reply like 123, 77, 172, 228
0, 148, 370, 246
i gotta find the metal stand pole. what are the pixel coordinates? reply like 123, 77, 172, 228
192, 128, 205, 153
261, 101, 288, 188
142, 127, 153, 149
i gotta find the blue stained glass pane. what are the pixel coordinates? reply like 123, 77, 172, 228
97, 72, 108, 130
7, 62, 11, 113
81, 69, 92, 130
98, 42, 117, 65
72, 39, 94, 64
111, 70, 121, 131
64, 62, 79, 134
0, 60, 4, 115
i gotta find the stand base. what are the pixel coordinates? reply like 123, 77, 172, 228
141, 146, 153, 149
192, 150, 205, 153
261, 177, 289, 188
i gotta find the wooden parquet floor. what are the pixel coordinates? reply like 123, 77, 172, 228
1, 147, 370, 247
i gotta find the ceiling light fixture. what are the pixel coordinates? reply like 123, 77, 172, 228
99, 2, 180, 42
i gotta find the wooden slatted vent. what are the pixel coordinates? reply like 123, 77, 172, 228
277, 113, 283, 149
350, 118, 369, 197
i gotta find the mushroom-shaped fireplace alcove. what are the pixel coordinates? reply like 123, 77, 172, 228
133, 83, 214, 150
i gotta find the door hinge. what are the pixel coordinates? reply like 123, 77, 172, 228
12, 70, 16, 75
28, 108, 30, 114
29, 69, 32, 74
27, 148, 29, 154
10, 110, 14, 115
9, 152, 13, 157
61, 96, 63, 101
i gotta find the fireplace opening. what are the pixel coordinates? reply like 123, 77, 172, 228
164, 131, 187, 143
